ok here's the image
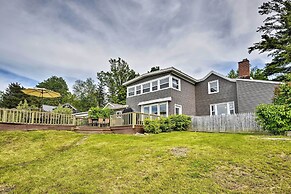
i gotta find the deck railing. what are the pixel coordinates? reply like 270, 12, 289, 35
110, 112, 160, 127
0, 108, 76, 126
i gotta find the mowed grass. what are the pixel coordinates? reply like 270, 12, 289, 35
0, 131, 291, 193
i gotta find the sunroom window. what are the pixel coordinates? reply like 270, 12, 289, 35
160, 77, 169, 89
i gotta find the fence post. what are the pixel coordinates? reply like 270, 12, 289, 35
132, 112, 136, 128
73, 116, 76, 126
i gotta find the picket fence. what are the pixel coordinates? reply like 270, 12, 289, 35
191, 113, 262, 133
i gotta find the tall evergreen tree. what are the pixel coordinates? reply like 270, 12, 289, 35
0, 83, 30, 108
97, 58, 138, 105
249, 0, 291, 79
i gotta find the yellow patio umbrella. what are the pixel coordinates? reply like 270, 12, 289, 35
21, 87, 61, 110
21, 88, 61, 98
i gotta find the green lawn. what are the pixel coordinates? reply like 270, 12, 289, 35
0, 131, 291, 193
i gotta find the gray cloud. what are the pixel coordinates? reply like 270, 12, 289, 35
0, 0, 269, 91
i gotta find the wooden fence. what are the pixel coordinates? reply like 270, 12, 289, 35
191, 113, 262, 133
0, 108, 76, 126
110, 112, 160, 127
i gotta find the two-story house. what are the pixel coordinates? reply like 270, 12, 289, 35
123, 59, 280, 116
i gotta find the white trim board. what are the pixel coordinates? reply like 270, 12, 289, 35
138, 97, 172, 106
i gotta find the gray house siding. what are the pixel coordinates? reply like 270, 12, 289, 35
236, 80, 278, 113
195, 74, 237, 116
125, 73, 196, 115
169, 78, 196, 116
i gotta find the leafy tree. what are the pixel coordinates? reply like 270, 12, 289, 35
97, 58, 138, 105
72, 78, 103, 111
36, 76, 69, 106
248, 0, 291, 79
227, 67, 268, 80
0, 83, 30, 108
227, 69, 238, 78
273, 73, 291, 105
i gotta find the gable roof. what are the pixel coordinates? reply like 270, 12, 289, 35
197, 71, 236, 82
104, 103, 128, 110
123, 67, 198, 86
197, 70, 282, 84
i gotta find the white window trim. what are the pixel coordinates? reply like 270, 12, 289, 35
171, 76, 181, 91
209, 101, 235, 115
127, 75, 181, 97
141, 102, 169, 117
174, 104, 182, 115
138, 97, 172, 106
208, 80, 219, 94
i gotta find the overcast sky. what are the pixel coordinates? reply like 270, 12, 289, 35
0, 0, 269, 92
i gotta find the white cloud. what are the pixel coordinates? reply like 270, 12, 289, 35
0, 0, 270, 91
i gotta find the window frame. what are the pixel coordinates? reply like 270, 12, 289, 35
127, 87, 135, 97
174, 104, 182, 115
209, 101, 235, 115
160, 77, 170, 89
208, 80, 219, 94
142, 83, 151, 93
127, 75, 182, 97
141, 102, 168, 117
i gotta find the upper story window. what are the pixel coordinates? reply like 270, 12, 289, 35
127, 75, 182, 97
152, 80, 158, 91
142, 83, 150, 93
208, 80, 219, 94
136, 85, 141, 95
128, 87, 135, 96
172, 78, 179, 90
160, 77, 169, 89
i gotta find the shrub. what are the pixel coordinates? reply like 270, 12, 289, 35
143, 118, 161, 134
256, 104, 291, 135
159, 117, 174, 132
169, 114, 192, 131
143, 114, 192, 134
88, 107, 112, 119
53, 105, 73, 114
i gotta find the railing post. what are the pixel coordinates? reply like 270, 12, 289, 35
73, 116, 76, 126
132, 112, 136, 128
3, 109, 7, 122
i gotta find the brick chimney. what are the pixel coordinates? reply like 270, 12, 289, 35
238, 58, 250, 79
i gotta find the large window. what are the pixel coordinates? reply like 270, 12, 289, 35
160, 77, 169, 89
210, 101, 235, 115
142, 102, 168, 116
142, 83, 150, 93
208, 80, 219, 94
127, 75, 181, 97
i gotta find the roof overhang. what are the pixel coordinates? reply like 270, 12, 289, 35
123, 67, 197, 86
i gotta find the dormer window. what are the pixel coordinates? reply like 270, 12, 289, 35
128, 87, 135, 96
208, 80, 219, 94
160, 77, 169, 89
142, 83, 150, 93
